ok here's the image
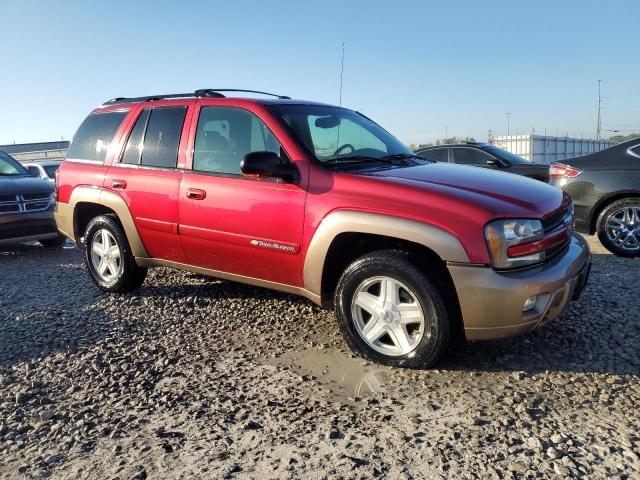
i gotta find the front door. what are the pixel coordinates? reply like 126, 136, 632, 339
179, 105, 306, 286
105, 105, 190, 263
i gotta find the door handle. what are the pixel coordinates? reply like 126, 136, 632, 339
111, 179, 127, 190
186, 188, 206, 200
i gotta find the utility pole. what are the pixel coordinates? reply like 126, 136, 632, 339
338, 42, 345, 106
505, 113, 511, 136
596, 80, 602, 140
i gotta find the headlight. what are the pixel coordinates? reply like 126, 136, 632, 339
485, 219, 544, 269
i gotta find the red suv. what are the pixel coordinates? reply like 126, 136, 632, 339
55, 89, 591, 368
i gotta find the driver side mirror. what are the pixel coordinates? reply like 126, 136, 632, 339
486, 158, 499, 166
241, 151, 297, 182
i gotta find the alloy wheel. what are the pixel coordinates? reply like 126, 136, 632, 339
605, 206, 640, 253
90, 229, 123, 283
351, 276, 426, 356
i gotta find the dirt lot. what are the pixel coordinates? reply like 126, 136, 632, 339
0, 235, 638, 479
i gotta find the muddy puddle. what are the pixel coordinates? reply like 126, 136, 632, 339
266, 349, 393, 403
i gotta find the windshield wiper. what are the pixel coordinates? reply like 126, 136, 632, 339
381, 153, 426, 164
323, 154, 417, 167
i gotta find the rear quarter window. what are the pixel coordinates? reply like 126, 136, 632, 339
67, 111, 128, 163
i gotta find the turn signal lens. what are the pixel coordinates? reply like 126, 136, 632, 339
549, 163, 582, 179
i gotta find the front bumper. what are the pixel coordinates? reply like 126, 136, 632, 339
448, 234, 591, 341
0, 208, 58, 246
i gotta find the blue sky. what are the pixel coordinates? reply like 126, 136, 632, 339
1, 0, 638, 146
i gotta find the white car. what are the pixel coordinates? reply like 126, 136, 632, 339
24, 161, 61, 183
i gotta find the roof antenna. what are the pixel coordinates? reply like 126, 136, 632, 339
339, 42, 345, 106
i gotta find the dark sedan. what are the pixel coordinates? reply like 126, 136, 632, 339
549, 138, 640, 257
415, 142, 549, 181
0, 150, 65, 248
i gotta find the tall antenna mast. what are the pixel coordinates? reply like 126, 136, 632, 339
596, 80, 602, 140
339, 42, 345, 106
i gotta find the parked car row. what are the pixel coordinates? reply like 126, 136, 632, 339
415, 139, 640, 257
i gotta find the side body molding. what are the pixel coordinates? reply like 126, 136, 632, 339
303, 210, 470, 296
56, 186, 148, 258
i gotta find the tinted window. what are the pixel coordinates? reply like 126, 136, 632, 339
193, 107, 282, 175
27, 165, 41, 177
453, 148, 493, 166
44, 165, 59, 178
484, 145, 528, 164
418, 148, 449, 163
630, 145, 640, 157
121, 109, 151, 165
140, 107, 187, 168
67, 111, 127, 163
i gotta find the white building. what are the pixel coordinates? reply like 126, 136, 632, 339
491, 135, 615, 164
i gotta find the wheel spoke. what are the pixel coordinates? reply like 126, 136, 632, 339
92, 243, 103, 256
356, 291, 380, 315
101, 229, 110, 250
388, 324, 413, 353
397, 303, 423, 324
362, 316, 386, 343
97, 259, 108, 275
382, 278, 398, 305
107, 245, 121, 259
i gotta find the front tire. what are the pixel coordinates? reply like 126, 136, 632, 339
83, 215, 147, 293
334, 250, 451, 368
596, 198, 640, 257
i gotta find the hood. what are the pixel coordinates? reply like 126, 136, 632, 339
0, 175, 54, 196
363, 162, 564, 218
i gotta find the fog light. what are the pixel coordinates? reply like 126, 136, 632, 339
523, 295, 537, 312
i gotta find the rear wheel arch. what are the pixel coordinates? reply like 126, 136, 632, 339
68, 187, 148, 257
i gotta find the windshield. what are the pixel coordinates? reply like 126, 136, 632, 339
268, 104, 415, 166
484, 145, 530, 164
0, 151, 29, 176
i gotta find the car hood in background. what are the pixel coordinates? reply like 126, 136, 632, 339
0, 175, 54, 196
363, 162, 564, 217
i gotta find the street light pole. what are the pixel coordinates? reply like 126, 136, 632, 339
505, 112, 512, 136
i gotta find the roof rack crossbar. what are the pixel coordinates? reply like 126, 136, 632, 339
102, 89, 290, 106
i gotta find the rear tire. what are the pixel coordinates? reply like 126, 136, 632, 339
83, 215, 147, 293
40, 235, 67, 248
334, 250, 451, 368
596, 198, 640, 257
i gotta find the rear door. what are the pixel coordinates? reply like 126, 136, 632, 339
104, 103, 193, 263
178, 104, 306, 286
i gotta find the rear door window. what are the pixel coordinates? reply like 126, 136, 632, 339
418, 148, 449, 162
121, 109, 151, 165
139, 107, 187, 169
452, 148, 493, 165
67, 111, 128, 163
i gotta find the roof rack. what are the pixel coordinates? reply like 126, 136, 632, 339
102, 89, 290, 106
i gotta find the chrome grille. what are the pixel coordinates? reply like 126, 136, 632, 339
0, 193, 52, 215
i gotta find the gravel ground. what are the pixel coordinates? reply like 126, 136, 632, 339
0, 235, 638, 479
